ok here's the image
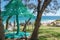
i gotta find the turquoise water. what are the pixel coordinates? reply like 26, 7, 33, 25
3, 16, 60, 24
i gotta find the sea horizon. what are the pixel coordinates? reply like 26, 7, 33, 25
3, 16, 60, 24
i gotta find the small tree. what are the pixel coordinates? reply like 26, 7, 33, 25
22, 17, 31, 31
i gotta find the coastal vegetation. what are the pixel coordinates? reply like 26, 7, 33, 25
1, 0, 60, 40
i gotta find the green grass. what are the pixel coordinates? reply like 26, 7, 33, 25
20, 25, 60, 40
5, 25, 60, 40
39, 25, 60, 40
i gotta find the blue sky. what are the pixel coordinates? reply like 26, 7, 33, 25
1, 0, 60, 16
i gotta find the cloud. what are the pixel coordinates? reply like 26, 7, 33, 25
42, 9, 60, 16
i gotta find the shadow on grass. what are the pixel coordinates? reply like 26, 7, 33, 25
49, 31, 60, 38
38, 29, 60, 40
26, 28, 60, 40
26, 29, 33, 32
38, 36, 47, 40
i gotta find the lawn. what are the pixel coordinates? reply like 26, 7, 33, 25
20, 25, 60, 40
5, 25, 60, 40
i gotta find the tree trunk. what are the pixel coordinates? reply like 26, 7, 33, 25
22, 17, 31, 31
14, 20, 15, 27
30, 0, 51, 40
22, 17, 31, 40
6, 15, 12, 30
0, 10, 5, 40
13, 20, 16, 31
16, 15, 20, 34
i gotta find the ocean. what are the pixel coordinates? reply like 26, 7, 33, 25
3, 16, 60, 24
